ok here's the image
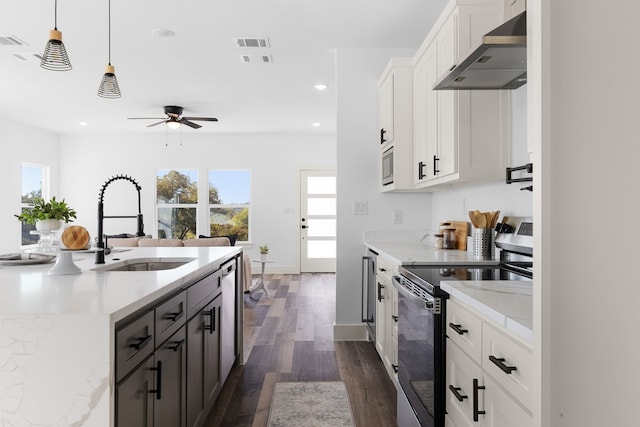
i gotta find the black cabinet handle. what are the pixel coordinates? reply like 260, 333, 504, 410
380, 128, 387, 144
449, 385, 468, 402
379, 267, 387, 273
169, 339, 186, 352
377, 282, 385, 302
433, 155, 440, 175
392, 315, 398, 322
418, 161, 426, 180
489, 355, 517, 374
392, 364, 399, 373
203, 308, 216, 334
129, 335, 152, 351
473, 378, 485, 421
150, 361, 162, 400
166, 311, 184, 322
449, 322, 468, 335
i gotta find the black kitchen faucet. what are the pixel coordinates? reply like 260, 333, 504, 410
95, 175, 145, 264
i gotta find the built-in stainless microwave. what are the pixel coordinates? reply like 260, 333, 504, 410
382, 147, 393, 186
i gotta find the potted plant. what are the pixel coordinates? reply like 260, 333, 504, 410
259, 244, 269, 261
15, 197, 77, 232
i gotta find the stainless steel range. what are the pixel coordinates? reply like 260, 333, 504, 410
394, 216, 533, 427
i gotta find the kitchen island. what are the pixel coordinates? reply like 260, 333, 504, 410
0, 245, 242, 426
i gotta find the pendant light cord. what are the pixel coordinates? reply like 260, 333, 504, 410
108, 0, 111, 65
54, 0, 58, 30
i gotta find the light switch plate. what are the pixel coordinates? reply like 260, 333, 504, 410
353, 201, 368, 215
393, 210, 403, 224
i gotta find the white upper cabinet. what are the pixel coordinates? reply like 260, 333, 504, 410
413, 0, 511, 190
378, 58, 414, 192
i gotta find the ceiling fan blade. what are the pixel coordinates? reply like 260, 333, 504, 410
128, 117, 165, 120
180, 119, 202, 129
146, 120, 167, 128
181, 116, 218, 122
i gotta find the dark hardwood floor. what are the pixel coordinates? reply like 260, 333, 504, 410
204, 273, 397, 427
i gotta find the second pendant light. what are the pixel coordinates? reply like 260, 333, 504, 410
97, 0, 121, 98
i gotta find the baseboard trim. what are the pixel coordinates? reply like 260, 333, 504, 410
333, 323, 369, 341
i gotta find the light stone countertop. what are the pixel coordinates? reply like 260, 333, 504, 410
440, 280, 533, 342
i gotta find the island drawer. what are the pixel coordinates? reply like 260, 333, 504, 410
155, 290, 187, 346
187, 268, 222, 319
115, 310, 155, 382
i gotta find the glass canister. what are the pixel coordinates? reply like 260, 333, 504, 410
434, 233, 444, 249
442, 228, 456, 249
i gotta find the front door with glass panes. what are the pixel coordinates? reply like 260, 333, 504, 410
300, 170, 336, 272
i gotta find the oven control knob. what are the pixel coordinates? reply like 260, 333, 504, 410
495, 223, 515, 233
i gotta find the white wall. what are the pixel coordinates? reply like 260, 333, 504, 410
534, 1, 640, 426
58, 132, 335, 272
0, 118, 60, 254
335, 48, 432, 331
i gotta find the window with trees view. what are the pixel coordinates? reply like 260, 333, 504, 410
156, 169, 198, 240
208, 170, 250, 242
20, 163, 48, 245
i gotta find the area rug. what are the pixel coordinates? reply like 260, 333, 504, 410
267, 381, 356, 427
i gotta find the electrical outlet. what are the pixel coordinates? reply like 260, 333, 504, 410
393, 210, 403, 224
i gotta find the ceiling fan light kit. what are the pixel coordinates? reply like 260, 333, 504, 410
41, 0, 72, 71
128, 105, 218, 130
97, 0, 121, 98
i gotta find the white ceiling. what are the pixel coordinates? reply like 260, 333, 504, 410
0, 0, 445, 135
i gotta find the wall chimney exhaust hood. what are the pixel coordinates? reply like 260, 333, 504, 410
434, 11, 526, 90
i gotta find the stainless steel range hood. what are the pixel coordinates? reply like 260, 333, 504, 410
434, 11, 526, 90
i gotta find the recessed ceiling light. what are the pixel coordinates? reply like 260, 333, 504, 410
79, 122, 88, 126
312, 122, 321, 127
151, 28, 175, 38
314, 83, 328, 91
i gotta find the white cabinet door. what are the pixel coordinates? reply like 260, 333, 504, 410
436, 11, 458, 179
414, 41, 438, 184
483, 375, 532, 427
378, 73, 394, 147
446, 340, 479, 427
375, 279, 387, 359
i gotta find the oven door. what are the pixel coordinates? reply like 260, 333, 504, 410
394, 275, 445, 427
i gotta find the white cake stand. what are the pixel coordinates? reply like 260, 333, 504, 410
48, 248, 100, 275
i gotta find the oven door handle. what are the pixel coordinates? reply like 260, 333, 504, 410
393, 275, 436, 311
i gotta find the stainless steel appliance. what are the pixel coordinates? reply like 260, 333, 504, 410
382, 147, 394, 186
394, 216, 533, 427
361, 249, 377, 340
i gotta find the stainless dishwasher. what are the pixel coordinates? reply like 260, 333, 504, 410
220, 258, 237, 384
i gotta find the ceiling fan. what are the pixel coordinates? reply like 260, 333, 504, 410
128, 106, 218, 129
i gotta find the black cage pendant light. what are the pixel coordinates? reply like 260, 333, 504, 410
97, 0, 121, 98
41, 0, 72, 71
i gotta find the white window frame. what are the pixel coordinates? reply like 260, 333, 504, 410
20, 162, 50, 247
207, 169, 251, 243
155, 168, 199, 239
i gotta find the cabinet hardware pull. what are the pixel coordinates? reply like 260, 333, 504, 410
392, 364, 399, 373
473, 378, 486, 421
449, 385, 468, 402
129, 335, 152, 351
489, 355, 517, 374
449, 64, 457, 71
392, 315, 398, 322
166, 311, 184, 322
433, 155, 440, 175
380, 128, 387, 144
377, 282, 385, 302
169, 339, 186, 352
418, 161, 426, 180
203, 308, 216, 334
379, 267, 387, 272
449, 322, 468, 335
149, 361, 162, 400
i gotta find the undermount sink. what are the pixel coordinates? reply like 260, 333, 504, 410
92, 257, 197, 272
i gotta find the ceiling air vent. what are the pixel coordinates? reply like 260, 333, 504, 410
235, 37, 270, 48
0, 35, 27, 46
240, 54, 273, 64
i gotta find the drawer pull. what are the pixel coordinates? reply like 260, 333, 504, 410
392, 315, 398, 322
449, 323, 468, 335
169, 339, 186, 352
392, 364, 399, 373
473, 378, 486, 421
448, 385, 468, 402
166, 311, 184, 322
149, 361, 162, 400
129, 335, 152, 351
377, 282, 385, 302
489, 355, 517, 374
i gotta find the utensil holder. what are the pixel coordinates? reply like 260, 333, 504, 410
472, 228, 494, 260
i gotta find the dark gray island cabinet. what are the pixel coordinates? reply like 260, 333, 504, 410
114, 256, 240, 427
